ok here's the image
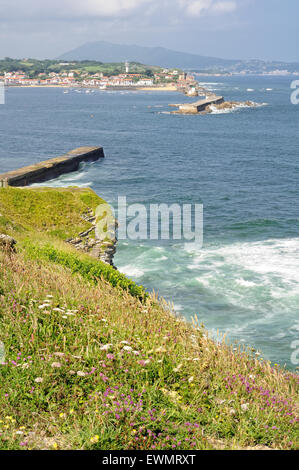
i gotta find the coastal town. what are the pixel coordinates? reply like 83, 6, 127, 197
0, 59, 197, 91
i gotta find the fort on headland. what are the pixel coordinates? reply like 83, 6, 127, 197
0, 146, 104, 187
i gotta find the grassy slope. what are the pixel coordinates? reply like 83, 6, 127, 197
0, 186, 105, 240
0, 188, 298, 450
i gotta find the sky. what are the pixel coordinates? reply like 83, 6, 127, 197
0, 0, 298, 61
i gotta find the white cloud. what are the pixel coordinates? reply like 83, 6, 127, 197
179, 0, 236, 17
212, 1, 236, 13
0, 0, 237, 20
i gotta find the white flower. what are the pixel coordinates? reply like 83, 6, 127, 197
241, 403, 249, 412
123, 346, 133, 352
51, 362, 62, 368
38, 304, 49, 310
46, 295, 54, 299
133, 350, 140, 355
53, 308, 65, 312
100, 344, 113, 351
155, 347, 167, 353
188, 376, 194, 383
229, 409, 236, 415
77, 371, 86, 377
120, 341, 130, 345
35, 377, 43, 383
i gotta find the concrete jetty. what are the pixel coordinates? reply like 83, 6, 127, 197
0, 146, 104, 187
170, 95, 224, 114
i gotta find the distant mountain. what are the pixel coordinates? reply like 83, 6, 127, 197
58, 41, 238, 69
58, 41, 299, 74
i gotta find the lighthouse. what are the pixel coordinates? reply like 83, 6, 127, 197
125, 61, 129, 74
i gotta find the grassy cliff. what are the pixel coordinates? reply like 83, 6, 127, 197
0, 187, 298, 450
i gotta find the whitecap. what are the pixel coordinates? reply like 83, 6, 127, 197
118, 265, 145, 278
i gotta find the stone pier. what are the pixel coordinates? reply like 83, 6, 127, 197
0, 146, 104, 187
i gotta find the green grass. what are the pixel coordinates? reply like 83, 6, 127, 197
23, 240, 147, 301
0, 187, 298, 450
0, 187, 146, 300
0, 187, 105, 240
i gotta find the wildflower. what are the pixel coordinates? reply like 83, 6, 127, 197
107, 354, 115, 360
34, 377, 43, 383
77, 371, 86, 377
100, 344, 113, 351
241, 403, 249, 412
155, 347, 166, 353
52, 442, 58, 450
138, 360, 150, 366
54, 352, 65, 357
188, 376, 194, 383
90, 435, 99, 444
173, 363, 183, 372
51, 362, 62, 368
122, 346, 133, 352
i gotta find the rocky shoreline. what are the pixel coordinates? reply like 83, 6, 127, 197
66, 207, 118, 268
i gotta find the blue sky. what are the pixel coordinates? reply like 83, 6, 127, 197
0, 0, 298, 61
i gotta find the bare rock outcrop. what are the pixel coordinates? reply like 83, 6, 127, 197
0, 234, 16, 253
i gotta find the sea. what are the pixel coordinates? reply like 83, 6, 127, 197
0, 75, 298, 369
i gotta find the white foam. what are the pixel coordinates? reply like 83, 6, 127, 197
209, 102, 268, 115
119, 265, 145, 278
156, 256, 168, 261
187, 238, 299, 313
236, 279, 257, 288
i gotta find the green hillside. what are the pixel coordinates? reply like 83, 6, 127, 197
0, 187, 298, 450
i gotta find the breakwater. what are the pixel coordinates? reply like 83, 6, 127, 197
0, 146, 104, 187
170, 95, 224, 114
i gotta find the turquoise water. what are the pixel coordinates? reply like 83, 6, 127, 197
0, 76, 298, 368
